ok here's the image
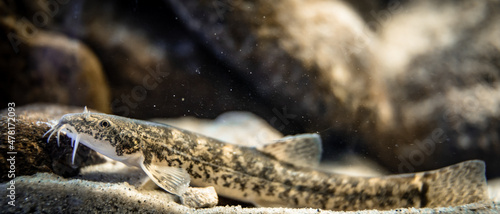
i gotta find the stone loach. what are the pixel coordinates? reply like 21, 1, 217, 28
0, 103, 498, 213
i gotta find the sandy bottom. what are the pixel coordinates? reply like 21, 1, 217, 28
1, 156, 498, 213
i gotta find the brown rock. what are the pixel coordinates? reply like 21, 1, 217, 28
365, 0, 500, 176
0, 3, 111, 113
50, 0, 274, 120
166, 0, 375, 133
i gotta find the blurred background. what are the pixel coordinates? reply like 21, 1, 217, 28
1, 0, 499, 178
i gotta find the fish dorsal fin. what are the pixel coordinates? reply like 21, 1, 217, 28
140, 157, 191, 203
258, 133, 322, 168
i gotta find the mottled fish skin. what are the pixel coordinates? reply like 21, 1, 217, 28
45, 111, 489, 211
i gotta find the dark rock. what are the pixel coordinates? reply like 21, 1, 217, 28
363, 0, 500, 177
51, 0, 275, 120
0, 2, 112, 113
166, 0, 374, 134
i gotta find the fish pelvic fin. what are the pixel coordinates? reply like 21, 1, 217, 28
140, 155, 191, 204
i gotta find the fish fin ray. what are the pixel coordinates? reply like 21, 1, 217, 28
419, 160, 488, 207
140, 158, 190, 203
258, 133, 322, 167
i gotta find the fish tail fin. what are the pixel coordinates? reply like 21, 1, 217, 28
420, 160, 488, 207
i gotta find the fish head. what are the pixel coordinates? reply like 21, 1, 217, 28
45, 107, 143, 165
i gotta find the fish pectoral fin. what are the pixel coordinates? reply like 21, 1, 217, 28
258, 133, 322, 168
140, 160, 191, 202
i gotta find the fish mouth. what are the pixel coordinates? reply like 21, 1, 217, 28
43, 122, 82, 165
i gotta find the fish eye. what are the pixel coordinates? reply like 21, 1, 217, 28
99, 120, 111, 128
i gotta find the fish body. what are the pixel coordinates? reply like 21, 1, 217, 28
45, 108, 488, 210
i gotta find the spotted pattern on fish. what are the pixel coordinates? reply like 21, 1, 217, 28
44, 109, 489, 210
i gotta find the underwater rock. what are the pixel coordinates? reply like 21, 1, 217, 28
0, 3, 111, 113
0, 173, 195, 213
166, 0, 374, 134
363, 0, 500, 176
49, 0, 273, 120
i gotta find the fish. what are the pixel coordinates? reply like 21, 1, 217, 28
43, 107, 489, 210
